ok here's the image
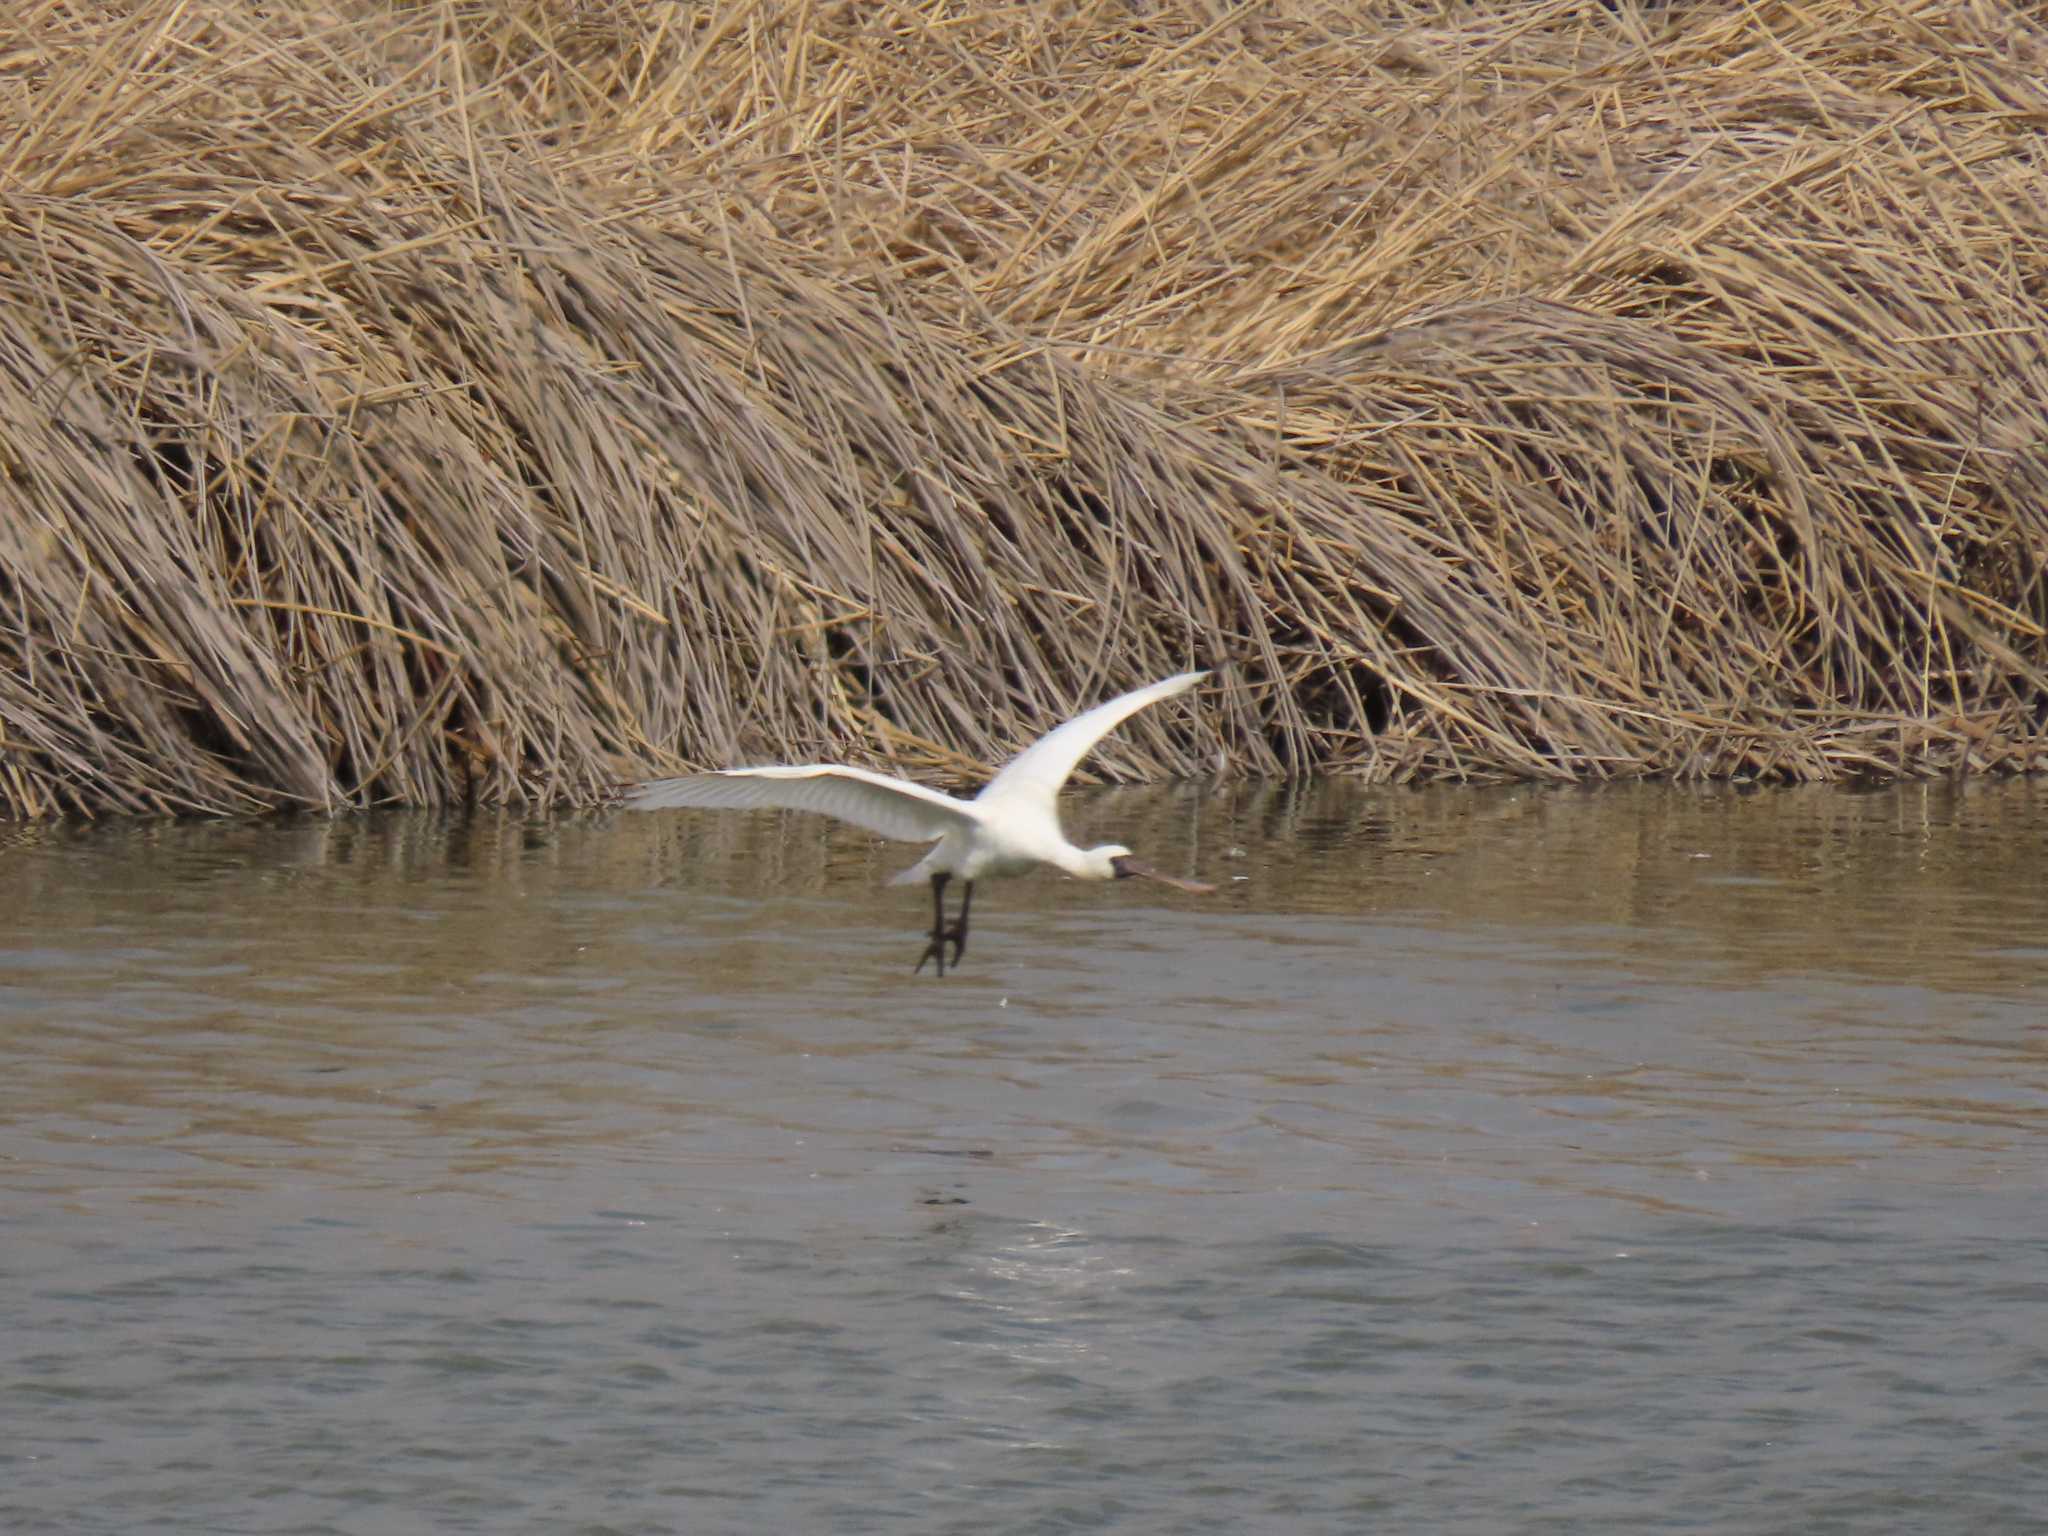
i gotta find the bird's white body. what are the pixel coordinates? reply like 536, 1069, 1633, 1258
623, 670, 1213, 972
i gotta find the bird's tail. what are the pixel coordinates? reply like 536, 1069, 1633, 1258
888, 856, 934, 887
889, 838, 949, 886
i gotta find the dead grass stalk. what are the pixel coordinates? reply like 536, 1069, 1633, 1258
1, 0, 2043, 814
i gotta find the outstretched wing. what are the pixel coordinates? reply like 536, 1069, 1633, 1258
976, 670, 1208, 812
623, 765, 978, 844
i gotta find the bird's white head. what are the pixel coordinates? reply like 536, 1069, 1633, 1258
1074, 843, 1134, 881
1094, 845, 1219, 895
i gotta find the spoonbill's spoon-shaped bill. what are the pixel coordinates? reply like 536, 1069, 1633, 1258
624, 670, 1216, 974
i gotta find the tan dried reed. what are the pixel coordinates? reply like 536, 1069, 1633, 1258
0, 0, 2043, 816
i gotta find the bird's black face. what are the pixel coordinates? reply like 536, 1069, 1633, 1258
1108, 852, 1219, 895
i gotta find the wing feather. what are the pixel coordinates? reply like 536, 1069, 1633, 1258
976, 670, 1208, 811
622, 764, 977, 844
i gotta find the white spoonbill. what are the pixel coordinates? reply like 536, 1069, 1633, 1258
623, 670, 1216, 975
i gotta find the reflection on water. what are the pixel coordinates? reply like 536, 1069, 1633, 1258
1, 782, 2044, 1533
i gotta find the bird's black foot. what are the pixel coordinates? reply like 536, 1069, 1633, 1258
914, 924, 967, 976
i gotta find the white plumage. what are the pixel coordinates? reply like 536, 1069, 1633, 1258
624, 670, 1215, 973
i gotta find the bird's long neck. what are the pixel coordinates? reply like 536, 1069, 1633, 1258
1047, 843, 1095, 879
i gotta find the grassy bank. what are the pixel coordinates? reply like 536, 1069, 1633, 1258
2, 0, 2044, 815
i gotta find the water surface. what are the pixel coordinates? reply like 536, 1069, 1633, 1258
3, 782, 2044, 1533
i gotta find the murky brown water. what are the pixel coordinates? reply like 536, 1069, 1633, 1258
3, 782, 2045, 1533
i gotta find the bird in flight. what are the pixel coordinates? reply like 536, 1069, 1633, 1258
623, 670, 1217, 975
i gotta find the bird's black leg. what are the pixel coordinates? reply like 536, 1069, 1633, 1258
914, 874, 973, 976
951, 882, 973, 967
916, 873, 953, 976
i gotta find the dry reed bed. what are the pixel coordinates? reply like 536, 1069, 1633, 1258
0, 0, 2044, 815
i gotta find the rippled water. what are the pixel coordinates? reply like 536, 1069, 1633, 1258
3, 782, 2045, 1533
